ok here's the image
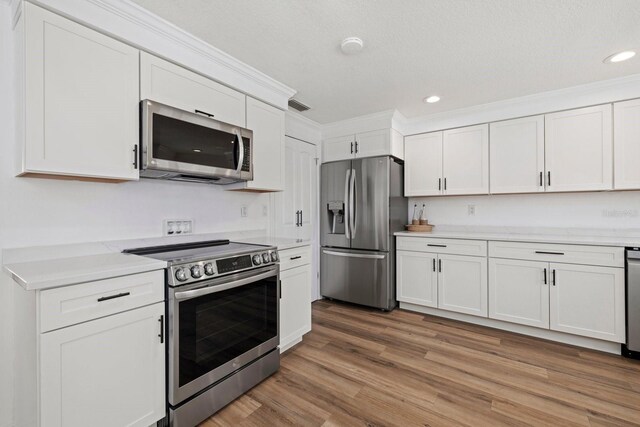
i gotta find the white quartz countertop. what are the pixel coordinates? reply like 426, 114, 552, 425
2, 230, 311, 291
4, 253, 167, 291
234, 236, 312, 250
394, 227, 640, 247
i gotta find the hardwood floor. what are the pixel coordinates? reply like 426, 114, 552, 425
200, 300, 640, 426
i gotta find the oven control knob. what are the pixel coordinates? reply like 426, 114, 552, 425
175, 268, 188, 282
204, 263, 215, 276
262, 253, 270, 263
252, 254, 262, 265
190, 265, 203, 279
270, 252, 278, 262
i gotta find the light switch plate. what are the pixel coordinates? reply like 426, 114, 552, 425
163, 219, 194, 236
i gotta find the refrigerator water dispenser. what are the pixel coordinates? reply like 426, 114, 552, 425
327, 201, 345, 234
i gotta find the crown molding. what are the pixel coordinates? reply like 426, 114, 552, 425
322, 109, 401, 139
285, 110, 321, 145
401, 73, 640, 135
27, 0, 296, 110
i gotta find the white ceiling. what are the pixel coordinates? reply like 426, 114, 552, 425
131, 0, 640, 124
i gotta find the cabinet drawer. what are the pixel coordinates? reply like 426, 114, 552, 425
40, 271, 164, 332
279, 246, 312, 271
489, 241, 624, 267
397, 237, 487, 257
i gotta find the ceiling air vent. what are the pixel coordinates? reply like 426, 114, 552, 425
288, 99, 311, 112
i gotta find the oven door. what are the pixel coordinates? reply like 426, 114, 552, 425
168, 266, 279, 406
141, 99, 253, 181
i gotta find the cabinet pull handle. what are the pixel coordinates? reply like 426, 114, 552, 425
543, 268, 547, 284
300, 210, 303, 225
158, 315, 164, 343
290, 256, 302, 260
539, 171, 543, 187
279, 280, 282, 300
195, 109, 215, 118
552, 269, 556, 286
438, 178, 441, 191
351, 142, 354, 154
427, 244, 447, 247
432, 258, 436, 272
535, 251, 564, 255
97, 292, 130, 302
133, 146, 138, 169
547, 171, 551, 186
355, 141, 359, 153
438, 259, 442, 273
444, 178, 447, 190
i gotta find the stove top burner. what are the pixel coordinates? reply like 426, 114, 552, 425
123, 238, 279, 287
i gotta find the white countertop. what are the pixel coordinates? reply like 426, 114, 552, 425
394, 226, 640, 247
2, 230, 311, 291
234, 236, 311, 250
4, 253, 167, 291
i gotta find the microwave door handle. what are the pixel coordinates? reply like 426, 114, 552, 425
174, 269, 276, 301
234, 129, 245, 174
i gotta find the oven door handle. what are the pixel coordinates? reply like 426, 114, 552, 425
174, 270, 276, 301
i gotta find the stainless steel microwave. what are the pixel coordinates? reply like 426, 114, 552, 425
140, 100, 253, 184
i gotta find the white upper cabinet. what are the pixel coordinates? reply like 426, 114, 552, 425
442, 124, 489, 195
236, 97, 285, 191
614, 98, 640, 190
19, 3, 140, 181
140, 52, 246, 127
322, 129, 403, 163
404, 132, 443, 196
545, 104, 613, 192
490, 116, 545, 194
549, 263, 624, 342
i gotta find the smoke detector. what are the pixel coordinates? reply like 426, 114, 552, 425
341, 37, 364, 55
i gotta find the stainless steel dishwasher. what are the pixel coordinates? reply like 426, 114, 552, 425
625, 248, 640, 358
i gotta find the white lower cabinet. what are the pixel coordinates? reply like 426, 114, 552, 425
438, 254, 488, 317
550, 263, 625, 342
40, 302, 166, 427
489, 258, 550, 328
396, 250, 438, 307
279, 246, 313, 351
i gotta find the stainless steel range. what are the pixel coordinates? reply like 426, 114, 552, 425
124, 239, 280, 427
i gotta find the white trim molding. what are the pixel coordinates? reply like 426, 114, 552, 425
285, 110, 321, 145
26, 0, 296, 110
321, 109, 407, 139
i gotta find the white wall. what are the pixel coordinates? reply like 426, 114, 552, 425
410, 191, 640, 231
0, 4, 270, 425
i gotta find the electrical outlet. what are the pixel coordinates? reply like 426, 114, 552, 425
163, 219, 193, 236
241, 206, 248, 218
467, 205, 476, 216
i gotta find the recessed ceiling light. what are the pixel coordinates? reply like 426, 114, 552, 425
424, 95, 440, 104
341, 37, 364, 55
603, 51, 636, 63
193, 149, 202, 153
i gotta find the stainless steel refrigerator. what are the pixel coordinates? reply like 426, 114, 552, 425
320, 156, 407, 311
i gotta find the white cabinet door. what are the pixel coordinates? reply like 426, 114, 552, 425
550, 264, 625, 342
274, 137, 318, 239
243, 97, 285, 191
490, 116, 545, 194
280, 264, 312, 350
442, 124, 489, 195
404, 132, 443, 196
488, 258, 549, 328
355, 129, 389, 158
40, 303, 165, 427
614, 98, 640, 190
22, 3, 139, 180
438, 254, 488, 317
140, 52, 246, 127
323, 135, 354, 163
545, 105, 613, 192
396, 251, 438, 307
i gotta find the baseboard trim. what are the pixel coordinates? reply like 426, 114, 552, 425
399, 302, 621, 354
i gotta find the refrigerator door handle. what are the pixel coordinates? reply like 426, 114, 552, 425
344, 168, 351, 239
350, 168, 356, 239
322, 250, 385, 260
